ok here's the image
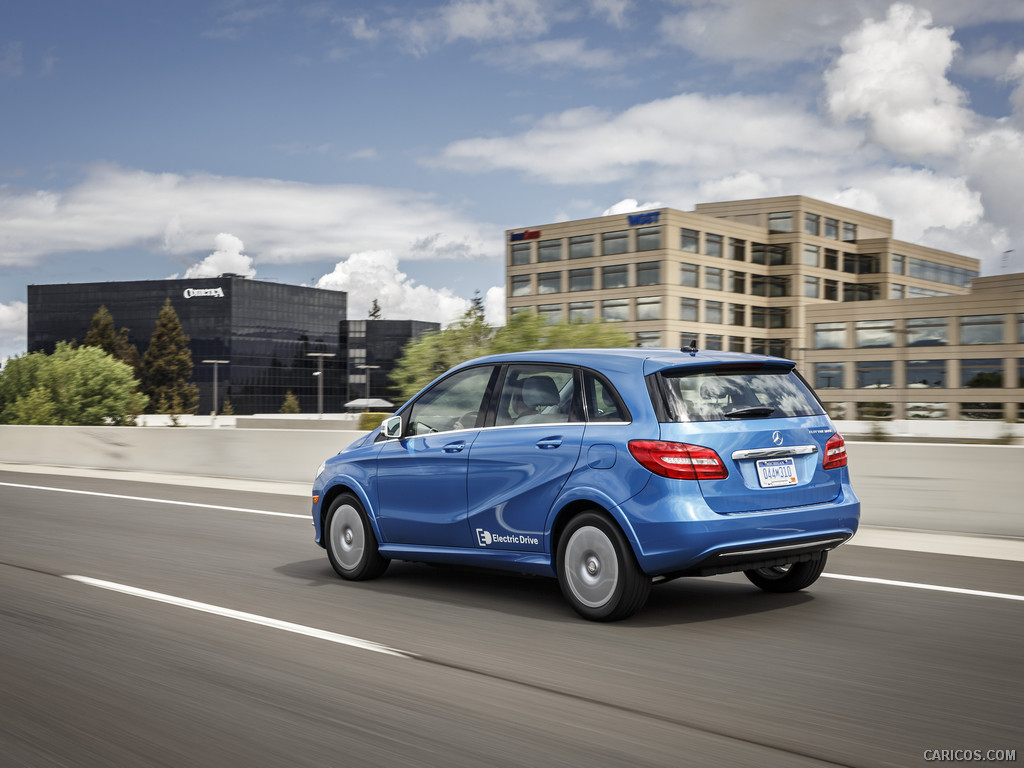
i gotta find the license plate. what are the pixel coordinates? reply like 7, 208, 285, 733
756, 457, 798, 488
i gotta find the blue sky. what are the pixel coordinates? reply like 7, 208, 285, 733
2, 0, 1024, 361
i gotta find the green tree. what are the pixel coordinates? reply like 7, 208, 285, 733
0, 343, 148, 425
279, 390, 300, 414
221, 397, 235, 415
368, 299, 382, 320
390, 310, 630, 401
84, 305, 141, 375
140, 299, 198, 416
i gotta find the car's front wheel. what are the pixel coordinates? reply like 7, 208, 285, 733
557, 511, 650, 621
744, 551, 828, 593
325, 493, 389, 581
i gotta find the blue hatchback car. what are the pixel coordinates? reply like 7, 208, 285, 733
312, 348, 859, 621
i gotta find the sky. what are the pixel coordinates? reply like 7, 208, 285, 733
2, 0, 1024, 362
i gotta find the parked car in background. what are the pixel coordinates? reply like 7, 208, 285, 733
312, 347, 859, 621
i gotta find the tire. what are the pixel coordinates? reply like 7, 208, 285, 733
557, 511, 650, 621
325, 493, 389, 581
744, 551, 828, 593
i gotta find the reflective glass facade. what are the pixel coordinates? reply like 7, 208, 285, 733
28, 277, 348, 415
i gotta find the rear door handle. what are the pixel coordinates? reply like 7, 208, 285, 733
443, 441, 466, 453
536, 437, 562, 449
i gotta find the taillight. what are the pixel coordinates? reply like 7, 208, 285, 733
628, 440, 728, 480
823, 433, 847, 470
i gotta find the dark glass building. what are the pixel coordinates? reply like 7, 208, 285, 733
28, 277, 348, 415
345, 319, 440, 405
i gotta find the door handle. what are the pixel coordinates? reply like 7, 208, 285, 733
443, 441, 466, 453
536, 437, 562, 449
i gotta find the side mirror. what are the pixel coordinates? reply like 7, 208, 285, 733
382, 415, 403, 439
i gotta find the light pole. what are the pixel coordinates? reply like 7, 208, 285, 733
201, 359, 229, 418
356, 364, 381, 411
307, 352, 336, 418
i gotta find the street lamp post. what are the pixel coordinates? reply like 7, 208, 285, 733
201, 359, 230, 419
306, 352, 336, 419
356, 364, 381, 411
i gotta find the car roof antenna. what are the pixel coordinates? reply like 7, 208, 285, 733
682, 340, 698, 356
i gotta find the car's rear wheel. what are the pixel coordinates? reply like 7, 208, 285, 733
325, 493, 389, 581
557, 511, 650, 621
744, 551, 828, 592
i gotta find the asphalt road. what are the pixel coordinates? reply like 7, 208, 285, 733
1, 468, 1021, 768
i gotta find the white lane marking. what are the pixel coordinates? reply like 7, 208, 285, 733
823, 573, 1024, 602
0, 481, 307, 519
64, 575, 417, 659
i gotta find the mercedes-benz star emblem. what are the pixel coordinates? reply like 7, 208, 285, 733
772, 431, 784, 446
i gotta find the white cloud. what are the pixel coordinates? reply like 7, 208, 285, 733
315, 250, 503, 325
1007, 51, 1024, 114
483, 37, 621, 71
395, 0, 557, 55
0, 163, 501, 268
184, 233, 257, 278
824, 4, 972, 160
601, 198, 663, 215
589, 0, 630, 28
0, 300, 27, 361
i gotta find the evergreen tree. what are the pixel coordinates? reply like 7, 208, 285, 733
140, 299, 198, 415
115, 327, 141, 376
280, 390, 300, 414
84, 305, 117, 354
368, 299, 382, 320
221, 397, 235, 415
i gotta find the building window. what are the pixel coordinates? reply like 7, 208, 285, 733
568, 301, 595, 323
602, 298, 629, 323
704, 334, 723, 351
960, 315, 1004, 344
844, 283, 880, 302
680, 228, 699, 253
962, 359, 1004, 388
891, 284, 905, 299
602, 264, 628, 289
824, 217, 839, 239
824, 249, 839, 270
569, 268, 593, 292
751, 306, 767, 328
907, 258, 977, 287
843, 253, 879, 274
729, 336, 745, 352
602, 230, 629, 256
680, 262, 698, 287
510, 305, 530, 315
856, 360, 893, 388
768, 211, 793, 233
815, 362, 844, 389
511, 275, 532, 297
814, 322, 845, 349
891, 253, 905, 275
842, 222, 857, 242
855, 319, 894, 348
751, 339, 787, 357
906, 360, 946, 388
730, 238, 746, 261
636, 261, 660, 286
729, 271, 746, 293
705, 300, 722, 324
511, 243, 531, 266
769, 308, 789, 328
1020, 358, 1024, 387
635, 331, 661, 347
680, 298, 699, 322
804, 276, 819, 298
907, 285, 952, 298
538, 304, 562, 324
705, 267, 723, 291
537, 272, 561, 294
1019, 314, 1024, 343
751, 244, 789, 266
705, 233, 723, 258
906, 317, 947, 346
637, 297, 661, 321
538, 239, 562, 262
636, 226, 661, 251
569, 235, 594, 259
804, 213, 820, 236
803, 245, 819, 267
729, 303, 745, 326
824, 279, 839, 301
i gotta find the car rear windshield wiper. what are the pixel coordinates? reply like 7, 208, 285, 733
723, 406, 776, 418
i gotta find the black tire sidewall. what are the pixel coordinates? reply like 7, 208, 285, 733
325, 493, 384, 581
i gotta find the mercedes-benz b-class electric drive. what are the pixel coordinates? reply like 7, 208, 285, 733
311, 348, 859, 621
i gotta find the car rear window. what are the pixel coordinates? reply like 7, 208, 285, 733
657, 364, 825, 423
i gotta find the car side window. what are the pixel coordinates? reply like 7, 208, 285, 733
583, 371, 629, 422
407, 366, 494, 436
494, 365, 577, 426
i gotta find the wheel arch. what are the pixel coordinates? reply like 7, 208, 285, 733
549, 498, 644, 576
319, 480, 383, 546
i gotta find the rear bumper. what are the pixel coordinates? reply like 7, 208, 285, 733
619, 478, 860, 577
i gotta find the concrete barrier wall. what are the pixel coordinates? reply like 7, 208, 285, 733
1, 425, 1021, 536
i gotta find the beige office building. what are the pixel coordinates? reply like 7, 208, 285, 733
505, 195, 1022, 421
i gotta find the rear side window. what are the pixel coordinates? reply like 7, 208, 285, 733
658, 366, 825, 422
